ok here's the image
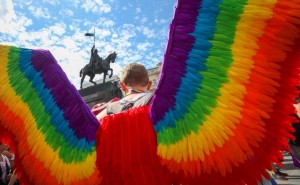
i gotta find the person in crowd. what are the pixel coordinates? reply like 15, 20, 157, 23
2, 148, 14, 171
289, 87, 300, 167
0, 141, 11, 185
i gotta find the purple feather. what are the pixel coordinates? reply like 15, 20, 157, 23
150, 0, 201, 124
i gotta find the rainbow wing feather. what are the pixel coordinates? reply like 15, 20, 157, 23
0, 45, 100, 184
150, 0, 300, 184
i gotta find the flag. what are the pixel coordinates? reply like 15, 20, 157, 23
85, 33, 94, 36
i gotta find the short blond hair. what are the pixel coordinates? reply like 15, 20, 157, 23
120, 63, 149, 87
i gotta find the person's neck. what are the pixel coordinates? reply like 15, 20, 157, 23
126, 89, 146, 96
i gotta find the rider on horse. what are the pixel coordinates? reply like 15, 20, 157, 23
80, 51, 117, 89
89, 45, 102, 73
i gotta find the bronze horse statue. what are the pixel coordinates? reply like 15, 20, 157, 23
79, 52, 117, 89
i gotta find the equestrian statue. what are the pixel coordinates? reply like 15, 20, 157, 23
79, 45, 117, 89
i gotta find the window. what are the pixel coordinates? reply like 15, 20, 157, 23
153, 79, 157, 86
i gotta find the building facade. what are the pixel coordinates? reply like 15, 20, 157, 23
147, 62, 162, 93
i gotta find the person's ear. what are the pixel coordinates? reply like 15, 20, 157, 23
120, 82, 127, 91
147, 81, 152, 90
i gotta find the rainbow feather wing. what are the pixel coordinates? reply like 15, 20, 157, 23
150, 0, 300, 184
0, 45, 100, 184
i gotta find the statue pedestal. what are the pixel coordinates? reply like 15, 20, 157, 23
78, 76, 123, 109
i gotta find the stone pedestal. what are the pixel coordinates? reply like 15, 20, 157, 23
78, 80, 123, 109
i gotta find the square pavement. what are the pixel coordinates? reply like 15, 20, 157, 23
274, 153, 300, 185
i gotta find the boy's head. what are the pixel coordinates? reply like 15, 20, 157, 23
120, 63, 150, 88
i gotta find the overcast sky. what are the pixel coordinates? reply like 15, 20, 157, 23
0, 0, 175, 89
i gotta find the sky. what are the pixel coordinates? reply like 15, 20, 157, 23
0, 0, 175, 89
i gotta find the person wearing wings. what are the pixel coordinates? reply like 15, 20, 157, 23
96, 63, 153, 121
1, 0, 300, 184
95, 63, 174, 184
